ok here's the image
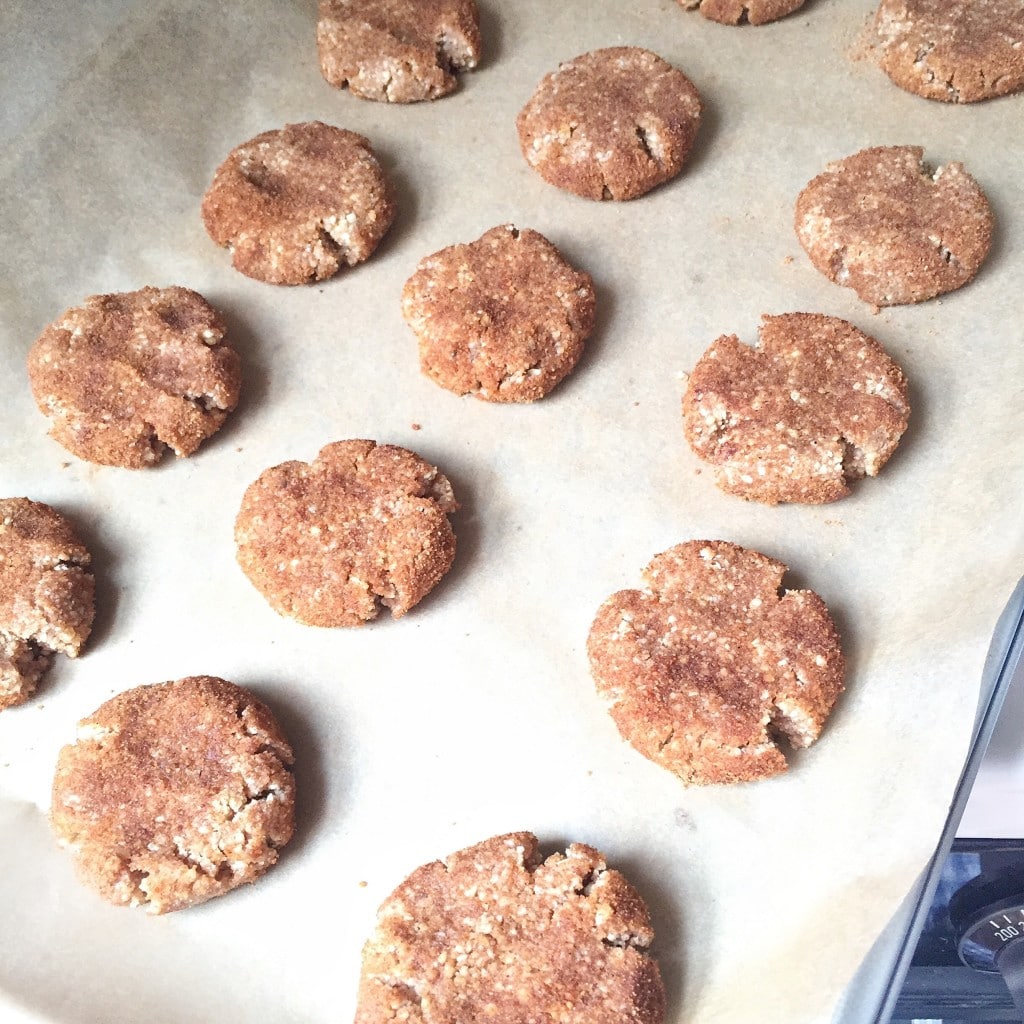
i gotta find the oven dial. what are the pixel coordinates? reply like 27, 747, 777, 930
958, 897, 1024, 1014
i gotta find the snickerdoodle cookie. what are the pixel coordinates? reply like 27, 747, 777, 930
50, 675, 295, 913
588, 540, 844, 785
235, 440, 458, 626
678, 0, 806, 26
27, 286, 240, 468
355, 832, 666, 1024
201, 121, 395, 284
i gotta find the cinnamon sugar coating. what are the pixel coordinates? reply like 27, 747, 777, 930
588, 541, 844, 785
677, 0, 806, 26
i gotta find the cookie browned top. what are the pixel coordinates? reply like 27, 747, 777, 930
235, 440, 458, 627
588, 541, 844, 786
0, 498, 94, 711
356, 832, 666, 1024
27, 286, 240, 469
402, 225, 596, 402
683, 313, 910, 504
516, 47, 702, 201
678, 0, 806, 26
50, 676, 295, 914
872, 0, 1024, 103
201, 121, 395, 284
794, 145, 993, 306
318, 0, 481, 102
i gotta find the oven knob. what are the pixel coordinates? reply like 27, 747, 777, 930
958, 898, 1024, 1015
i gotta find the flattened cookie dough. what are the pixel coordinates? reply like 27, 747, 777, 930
50, 676, 295, 913
402, 224, 596, 402
678, 0, 806, 26
201, 121, 395, 285
235, 440, 458, 626
517, 47, 702, 201
588, 540, 844, 785
871, 0, 1024, 103
0, 498, 94, 711
795, 145, 993, 306
683, 313, 910, 504
318, 0, 481, 102
356, 832, 666, 1024
27, 286, 240, 469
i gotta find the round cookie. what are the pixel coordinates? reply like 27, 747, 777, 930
318, 0, 482, 102
0, 498, 94, 711
587, 540, 844, 785
235, 440, 458, 627
201, 121, 395, 285
28, 286, 241, 468
794, 145, 993, 306
516, 47, 702, 201
871, 0, 1024, 103
402, 224, 596, 402
355, 832, 666, 1024
50, 675, 295, 914
683, 313, 910, 504
678, 0, 806, 26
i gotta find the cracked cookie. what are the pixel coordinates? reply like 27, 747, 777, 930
318, 0, 481, 102
402, 224, 596, 402
516, 47, 702, 201
588, 540, 844, 785
795, 145, 993, 306
235, 440, 458, 627
0, 498, 94, 711
355, 831, 666, 1024
682, 313, 910, 504
870, 0, 1024, 103
27, 286, 240, 468
677, 0, 806, 26
50, 675, 295, 914
201, 121, 395, 285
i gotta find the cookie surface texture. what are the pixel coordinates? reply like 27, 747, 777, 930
27, 287, 241, 468
355, 831, 666, 1024
318, 0, 481, 102
872, 0, 1024, 103
516, 47, 702, 201
235, 440, 458, 627
683, 313, 910, 504
795, 145, 993, 306
50, 675, 295, 913
588, 540, 844, 785
201, 121, 395, 284
0, 498, 94, 711
678, 0, 806, 26
402, 225, 596, 402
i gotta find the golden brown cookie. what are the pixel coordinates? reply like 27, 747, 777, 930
516, 47, 702, 201
682, 313, 910, 504
27, 286, 240, 468
50, 675, 295, 914
871, 0, 1024, 103
401, 225, 596, 402
235, 440, 458, 627
794, 145, 993, 306
355, 832, 666, 1024
318, 0, 482, 102
201, 121, 395, 285
678, 0, 806, 26
0, 498, 94, 711
588, 540, 844, 785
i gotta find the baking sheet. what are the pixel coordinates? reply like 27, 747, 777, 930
2, 1, 1023, 1021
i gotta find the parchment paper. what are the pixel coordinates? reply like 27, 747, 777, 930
2, 1, 1023, 1021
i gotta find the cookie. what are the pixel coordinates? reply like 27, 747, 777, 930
516, 47, 702, 201
794, 145, 993, 306
50, 675, 295, 914
317, 0, 481, 102
871, 0, 1024, 103
588, 540, 844, 785
235, 440, 458, 627
27, 286, 240, 469
682, 313, 910, 504
678, 0, 806, 26
0, 498, 94, 711
401, 225, 596, 402
355, 831, 666, 1024
201, 121, 395, 285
